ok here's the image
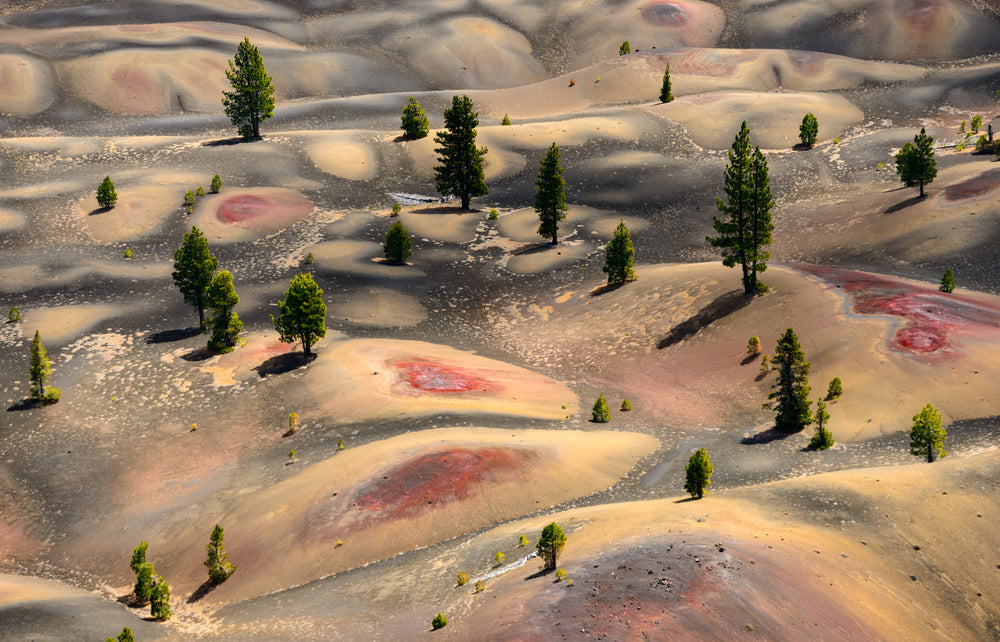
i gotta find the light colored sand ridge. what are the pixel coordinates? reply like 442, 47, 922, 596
0, 54, 54, 116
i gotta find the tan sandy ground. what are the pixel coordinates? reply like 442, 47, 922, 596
0, 54, 54, 117
152, 427, 657, 604
328, 287, 428, 327
494, 262, 1000, 440
308, 239, 427, 278
20, 304, 127, 345
428, 448, 1000, 640
0, 261, 172, 295
302, 130, 380, 181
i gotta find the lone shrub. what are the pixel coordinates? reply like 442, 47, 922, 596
337, 439, 346, 450
960, 120, 967, 133
7, 306, 19, 323
196, 186, 205, 197
390, 203, 402, 217
758, 354, 771, 377
939, 269, 957, 293
494, 551, 505, 564
809, 400, 834, 450
537, 522, 567, 570
747, 336, 761, 357
106, 627, 135, 642
603, 219, 636, 284
684, 447, 712, 499
431, 612, 448, 630
401, 96, 430, 140
659, 64, 673, 103
619, 41, 631, 55
456, 571, 470, 586
474, 580, 485, 593
971, 114, 983, 133
204, 524, 235, 584
555, 568, 568, 582
384, 220, 412, 264
910, 403, 947, 462
29, 330, 60, 405
210, 174, 222, 193
591, 392, 610, 422
976, 135, 989, 152
501, 114, 511, 126
826, 377, 842, 400
123, 248, 132, 259
288, 449, 297, 462
287, 412, 299, 435
304, 252, 314, 264
488, 208, 499, 220
799, 113, 818, 148
518, 534, 529, 547
620, 398, 631, 411
183, 190, 196, 207
97, 176, 118, 209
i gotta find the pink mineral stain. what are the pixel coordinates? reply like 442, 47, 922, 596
943, 168, 1000, 202
352, 447, 536, 520
395, 360, 493, 393
641, 1, 689, 27
795, 264, 1000, 357
215, 192, 315, 232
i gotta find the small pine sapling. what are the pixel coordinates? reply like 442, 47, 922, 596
659, 64, 673, 103
474, 580, 485, 593
400, 96, 430, 140
391, 203, 402, 217
184, 190, 196, 207
488, 208, 499, 220
210, 174, 222, 193
288, 449, 297, 463
494, 551, 506, 565
826, 377, 843, 400
305, 252, 314, 264
809, 399, 834, 450
684, 447, 712, 499
97, 176, 118, 209
29, 330, 60, 404
8, 306, 20, 323
518, 534, 529, 547
337, 439, 346, 450
619, 41, 631, 55
501, 114, 511, 126
287, 412, 299, 435
536, 522, 567, 570
959, 120, 967, 133
204, 524, 235, 583
196, 186, 205, 197
939, 269, 956, 293
555, 568, 568, 581
432, 613, 448, 629
123, 248, 132, 259
149, 576, 171, 621
106, 627, 135, 642
384, 220, 412, 264
971, 114, 983, 133
758, 354, 771, 377
910, 403, 947, 462
747, 336, 761, 357
620, 398, 632, 411
591, 392, 610, 422
799, 112, 819, 148
456, 571, 470, 586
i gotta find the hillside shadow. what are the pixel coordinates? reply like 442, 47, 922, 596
741, 427, 796, 444
187, 580, 218, 603
255, 351, 315, 377
145, 327, 201, 344
884, 194, 925, 214
657, 290, 752, 349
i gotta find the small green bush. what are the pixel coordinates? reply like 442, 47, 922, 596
287, 412, 299, 435
123, 248, 132, 259
976, 135, 989, 151
876, 162, 885, 171
832, 136, 840, 144
196, 186, 205, 197
758, 354, 771, 377
288, 449, 297, 462
431, 612, 448, 629
956, 142, 967, 152
391, 203, 402, 217
210, 174, 222, 193
619, 41, 631, 55
337, 439, 346, 450
97, 176, 117, 209
959, 120, 967, 133
304, 252, 314, 265
747, 336, 761, 357
620, 398, 631, 411
591, 392, 610, 422
971, 114, 983, 133
501, 114, 511, 126
456, 571, 470, 586
37, 388, 61, 405
826, 377, 843, 400
494, 551, 505, 564
555, 568, 568, 582
183, 190, 196, 207
939, 269, 955, 293
488, 208, 499, 220
518, 534, 529, 547
474, 580, 485, 593
8, 306, 20, 323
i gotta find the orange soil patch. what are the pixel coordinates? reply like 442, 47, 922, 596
158, 427, 657, 603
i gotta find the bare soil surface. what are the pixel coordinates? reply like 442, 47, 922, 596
2, 0, 1000, 639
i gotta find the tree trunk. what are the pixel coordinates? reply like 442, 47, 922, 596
461, 194, 470, 210
919, 181, 925, 198
303, 338, 312, 358
198, 305, 204, 328
551, 230, 558, 245
252, 119, 260, 140
927, 444, 935, 463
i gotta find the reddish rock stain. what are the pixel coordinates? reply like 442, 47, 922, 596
214, 192, 315, 231
641, 1, 688, 27
352, 447, 535, 521
395, 360, 493, 393
217, 195, 274, 224
943, 168, 1000, 202
795, 264, 1000, 356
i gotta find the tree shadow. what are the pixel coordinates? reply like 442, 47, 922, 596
187, 580, 218, 603
87, 206, 113, 216
180, 347, 215, 362
255, 351, 315, 377
657, 290, 752, 349
791, 142, 814, 151
589, 280, 630, 297
413, 205, 472, 214
6, 399, 36, 412
673, 496, 699, 503
884, 194, 925, 214
524, 568, 554, 581
511, 242, 554, 256
202, 136, 252, 147
145, 327, 202, 344
740, 353, 758, 366
741, 427, 796, 444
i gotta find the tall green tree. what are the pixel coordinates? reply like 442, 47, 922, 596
97, 176, 118, 209
659, 64, 673, 103
29, 330, 58, 404
684, 447, 712, 499
768, 328, 812, 432
603, 219, 636, 284
536, 522, 567, 570
130, 542, 154, 606
910, 403, 947, 462
205, 524, 236, 584
434, 95, 489, 210
534, 142, 568, 244
205, 270, 242, 353
172, 226, 219, 328
222, 37, 275, 140
149, 576, 171, 621
939, 269, 955, 293
384, 220, 412, 264
707, 121, 774, 296
105, 627, 134, 642
895, 127, 936, 197
400, 96, 430, 140
271, 273, 327, 357
809, 400, 834, 450
799, 113, 818, 148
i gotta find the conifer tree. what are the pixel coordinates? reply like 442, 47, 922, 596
105, 627, 134, 642
149, 576, 171, 620
434, 95, 489, 210
707, 121, 774, 295
97, 176, 118, 209
684, 447, 712, 499
619, 41, 631, 55
939, 269, 955, 293
659, 64, 673, 103
172, 226, 219, 328
603, 219, 636, 284
536, 522, 567, 570
271, 273, 327, 357
809, 399, 834, 450
222, 37, 275, 140
205, 524, 236, 584
534, 143, 568, 245
400, 96, 430, 140
591, 392, 610, 422
29, 330, 59, 404
210, 174, 222, 193
130, 542, 154, 605
384, 220, 412, 264
205, 270, 242, 352
895, 127, 937, 197
910, 403, 947, 462
799, 113, 818, 148
767, 328, 812, 432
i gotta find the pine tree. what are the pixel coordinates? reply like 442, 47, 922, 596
149, 576, 171, 621
910, 403, 947, 462
205, 524, 236, 584
400, 96, 430, 140
939, 269, 955, 293
768, 328, 812, 432
271, 273, 327, 357
826, 377, 842, 400
130, 542, 153, 605
384, 220, 412, 264
619, 41, 631, 55
222, 37, 275, 140
684, 447, 712, 499
97, 176, 118, 209
534, 143, 568, 244
501, 114, 511, 126
895, 127, 937, 197
591, 392, 610, 422
799, 113, 818, 148
210, 174, 222, 193
707, 121, 774, 296
536, 522, 567, 570
105, 627, 134, 642
659, 64, 673, 103
172, 226, 219, 328
809, 399, 834, 450
205, 270, 242, 352
434, 95, 489, 210
603, 219, 636, 284
29, 330, 56, 403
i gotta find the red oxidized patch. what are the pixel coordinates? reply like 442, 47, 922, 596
353, 448, 534, 520
943, 168, 1000, 202
217, 195, 274, 224
641, 1, 688, 27
396, 360, 489, 393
